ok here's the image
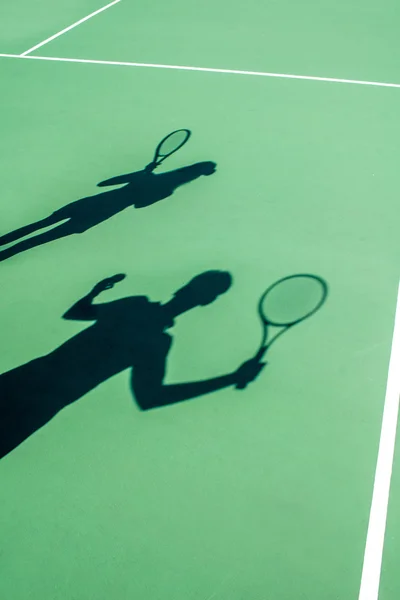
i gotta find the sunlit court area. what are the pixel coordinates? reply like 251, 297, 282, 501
1, 1, 400, 599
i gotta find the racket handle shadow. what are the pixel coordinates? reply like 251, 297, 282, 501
235, 346, 267, 390
144, 160, 162, 172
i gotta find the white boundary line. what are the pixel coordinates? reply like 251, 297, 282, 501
2, 31, 400, 598
19, 0, 121, 57
0, 52, 400, 89
359, 282, 400, 600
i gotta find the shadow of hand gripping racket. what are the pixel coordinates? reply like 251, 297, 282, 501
0, 129, 216, 262
237, 274, 328, 389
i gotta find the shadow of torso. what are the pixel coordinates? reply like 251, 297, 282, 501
53, 164, 207, 232
52, 171, 174, 231
0, 297, 173, 457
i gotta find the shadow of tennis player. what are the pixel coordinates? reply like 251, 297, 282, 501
0, 161, 216, 262
0, 271, 264, 459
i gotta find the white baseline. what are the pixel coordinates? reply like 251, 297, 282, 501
0, 53, 400, 89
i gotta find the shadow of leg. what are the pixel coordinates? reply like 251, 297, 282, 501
0, 220, 76, 262
0, 215, 61, 247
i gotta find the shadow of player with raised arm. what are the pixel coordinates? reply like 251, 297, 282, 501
0, 271, 265, 459
0, 160, 216, 262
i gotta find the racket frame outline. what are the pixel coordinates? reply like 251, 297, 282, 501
256, 273, 328, 358
152, 129, 191, 167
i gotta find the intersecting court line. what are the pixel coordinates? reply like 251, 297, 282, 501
19, 0, 121, 57
2, 33, 400, 600
1, 52, 400, 90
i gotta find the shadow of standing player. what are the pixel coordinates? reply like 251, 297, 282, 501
0, 160, 216, 261
0, 271, 265, 459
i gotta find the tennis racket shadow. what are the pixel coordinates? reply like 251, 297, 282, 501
236, 273, 328, 389
0, 129, 216, 262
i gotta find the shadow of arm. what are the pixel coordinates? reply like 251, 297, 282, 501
97, 171, 144, 187
63, 292, 99, 321
133, 374, 237, 410
131, 351, 266, 409
63, 276, 125, 321
131, 339, 237, 410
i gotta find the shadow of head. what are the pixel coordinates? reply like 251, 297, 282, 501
167, 270, 232, 317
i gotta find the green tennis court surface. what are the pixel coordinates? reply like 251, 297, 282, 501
1, 2, 399, 599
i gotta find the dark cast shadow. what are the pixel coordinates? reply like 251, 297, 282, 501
0, 160, 216, 262
0, 272, 264, 458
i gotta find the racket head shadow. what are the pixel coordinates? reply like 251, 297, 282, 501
236, 274, 327, 390
259, 274, 328, 328
153, 129, 191, 164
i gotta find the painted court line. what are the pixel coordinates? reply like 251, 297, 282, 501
19, 0, 121, 57
1, 52, 400, 89
359, 282, 400, 600
1, 43, 400, 600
